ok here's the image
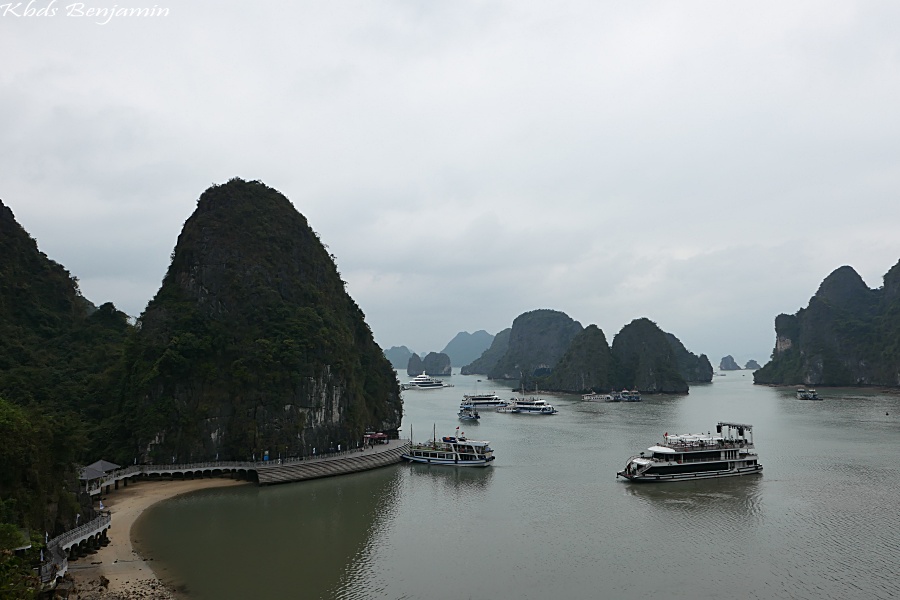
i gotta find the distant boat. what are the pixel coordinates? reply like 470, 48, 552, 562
620, 389, 641, 402
582, 391, 613, 402
462, 393, 507, 408
499, 398, 558, 415
458, 403, 481, 421
601, 390, 641, 402
796, 387, 820, 400
402, 372, 450, 390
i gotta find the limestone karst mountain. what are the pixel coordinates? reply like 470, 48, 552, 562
755, 262, 900, 386
116, 179, 402, 462
719, 355, 741, 371
488, 309, 583, 383
441, 330, 494, 367
384, 345, 413, 369
610, 318, 688, 393
0, 198, 130, 536
461, 328, 510, 375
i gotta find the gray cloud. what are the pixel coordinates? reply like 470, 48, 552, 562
2, 0, 899, 366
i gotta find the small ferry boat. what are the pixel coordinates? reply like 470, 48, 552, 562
620, 389, 641, 402
501, 398, 558, 415
402, 372, 449, 390
458, 403, 481, 421
462, 393, 508, 408
402, 429, 495, 467
582, 391, 613, 402
796, 387, 820, 400
617, 422, 762, 482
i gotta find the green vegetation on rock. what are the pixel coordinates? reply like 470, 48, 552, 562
112, 179, 402, 463
0, 199, 125, 543
610, 318, 688, 393
541, 325, 612, 392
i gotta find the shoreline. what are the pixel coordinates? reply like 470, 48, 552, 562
67, 477, 248, 599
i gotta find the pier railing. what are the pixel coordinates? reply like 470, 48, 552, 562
39, 513, 111, 584
84, 442, 405, 494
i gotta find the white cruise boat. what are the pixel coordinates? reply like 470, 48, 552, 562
462, 393, 508, 408
402, 432, 495, 467
402, 372, 448, 390
500, 398, 558, 415
617, 422, 762, 482
582, 391, 613, 402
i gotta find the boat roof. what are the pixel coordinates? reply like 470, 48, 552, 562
439, 437, 490, 446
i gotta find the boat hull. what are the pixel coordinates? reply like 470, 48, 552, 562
401, 454, 494, 467
617, 464, 763, 482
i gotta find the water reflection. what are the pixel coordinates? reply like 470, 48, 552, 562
622, 475, 763, 525
405, 463, 495, 494
135, 467, 405, 600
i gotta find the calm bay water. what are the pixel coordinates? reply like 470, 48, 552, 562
134, 371, 900, 599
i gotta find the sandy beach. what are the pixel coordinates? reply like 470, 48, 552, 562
65, 477, 248, 599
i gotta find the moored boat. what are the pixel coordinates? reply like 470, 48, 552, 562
401, 429, 495, 467
500, 398, 558, 415
458, 403, 481, 421
462, 393, 508, 408
617, 422, 762, 482
582, 391, 613, 402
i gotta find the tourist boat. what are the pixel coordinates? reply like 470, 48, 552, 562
402, 428, 495, 467
618, 389, 641, 402
458, 403, 481, 421
582, 391, 613, 402
402, 372, 448, 390
501, 398, 558, 415
796, 387, 820, 400
462, 393, 508, 408
617, 422, 763, 482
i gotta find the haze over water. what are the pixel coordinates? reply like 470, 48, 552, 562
134, 371, 900, 599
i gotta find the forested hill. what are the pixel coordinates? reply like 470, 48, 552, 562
0, 198, 130, 546
754, 262, 900, 386
113, 178, 402, 464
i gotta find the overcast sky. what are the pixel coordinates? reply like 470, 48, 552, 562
3, 1, 899, 367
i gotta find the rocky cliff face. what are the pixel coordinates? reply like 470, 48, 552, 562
665, 333, 713, 383
461, 328, 510, 375
407, 353, 424, 376
117, 179, 402, 462
488, 309, 583, 383
610, 318, 688, 393
422, 352, 452, 375
755, 263, 900, 386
